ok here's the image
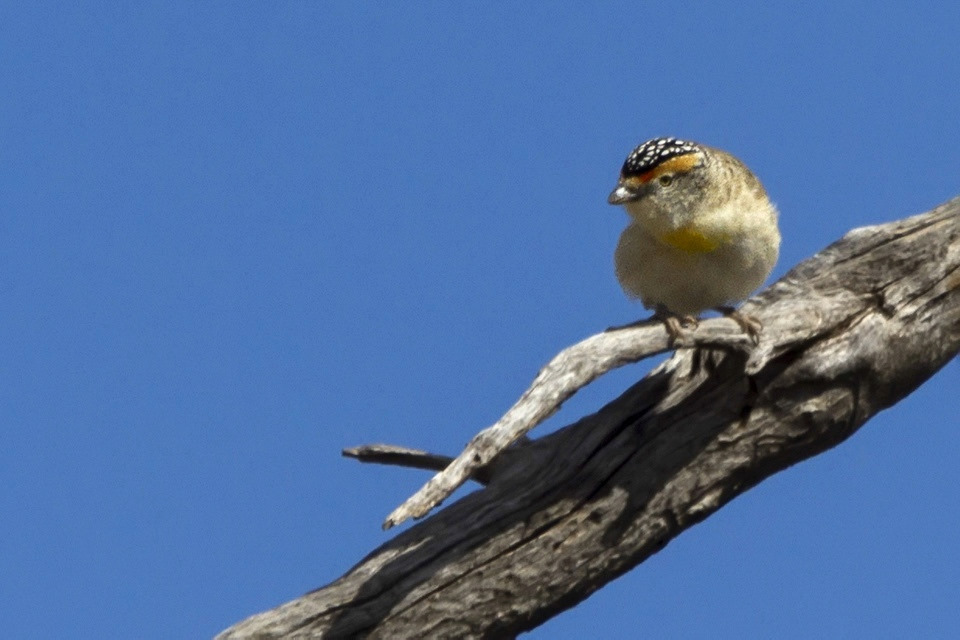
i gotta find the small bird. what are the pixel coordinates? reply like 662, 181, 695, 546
607, 137, 780, 340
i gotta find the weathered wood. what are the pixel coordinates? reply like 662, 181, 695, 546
218, 197, 960, 640
383, 314, 754, 529
343, 444, 492, 486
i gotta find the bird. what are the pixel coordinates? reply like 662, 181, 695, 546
607, 137, 780, 341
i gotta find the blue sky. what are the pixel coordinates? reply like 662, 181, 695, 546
3, 3, 959, 638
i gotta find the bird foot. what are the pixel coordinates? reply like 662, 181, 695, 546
604, 308, 698, 345
654, 307, 698, 343
715, 306, 762, 343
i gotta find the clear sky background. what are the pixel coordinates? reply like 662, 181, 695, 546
3, 3, 959, 638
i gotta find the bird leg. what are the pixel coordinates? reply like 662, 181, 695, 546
715, 305, 762, 343
654, 305, 698, 343
604, 306, 698, 344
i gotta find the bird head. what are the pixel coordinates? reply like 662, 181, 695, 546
608, 137, 710, 221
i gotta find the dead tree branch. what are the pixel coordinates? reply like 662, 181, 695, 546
219, 197, 960, 639
381, 317, 753, 529
343, 445, 490, 485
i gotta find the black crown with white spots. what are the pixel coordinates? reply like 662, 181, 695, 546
621, 137, 701, 177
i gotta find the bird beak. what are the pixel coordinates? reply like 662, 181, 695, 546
607, 184, 640, 205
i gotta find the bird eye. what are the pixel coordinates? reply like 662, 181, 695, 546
658, 174, 674, 186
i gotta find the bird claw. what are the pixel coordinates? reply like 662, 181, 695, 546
715, 306, 762, 343
654, 307, 698, 344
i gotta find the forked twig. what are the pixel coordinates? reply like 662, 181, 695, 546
377, 317, 754, 529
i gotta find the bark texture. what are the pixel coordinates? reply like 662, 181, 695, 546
218, 197, 960, 639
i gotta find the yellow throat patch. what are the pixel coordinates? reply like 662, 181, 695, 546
659, 226, 726, 253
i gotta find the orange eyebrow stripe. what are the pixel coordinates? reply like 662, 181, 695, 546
635, 153, 700, 183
